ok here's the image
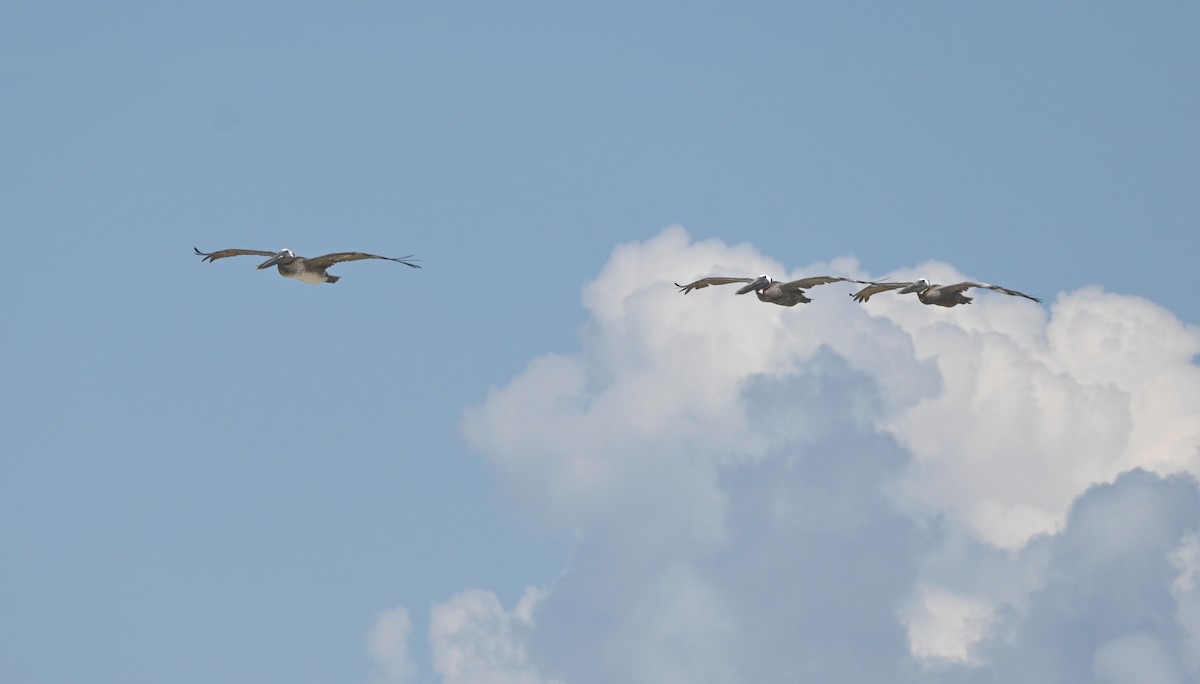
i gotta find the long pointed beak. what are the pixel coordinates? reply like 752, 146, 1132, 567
897, 282, 924, 294
736, 276, 769, 295
257, 252, 287, 270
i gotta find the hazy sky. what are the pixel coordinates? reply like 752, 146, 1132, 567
2, 2, 1198, 683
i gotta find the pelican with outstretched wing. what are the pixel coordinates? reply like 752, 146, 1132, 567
851, 278, 1041, 307
194, 247, 420, 284
675, 274, 868, 307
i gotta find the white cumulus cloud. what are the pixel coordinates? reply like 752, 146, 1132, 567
429, 226, 1200, 683
428, 587, 557, 684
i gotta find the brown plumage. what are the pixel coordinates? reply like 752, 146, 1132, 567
675, 274, 870, 307
194, 247, 420, 285
851, 278, 1041, 307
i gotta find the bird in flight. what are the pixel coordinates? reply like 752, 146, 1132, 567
193, 247, 420, 284
675, 274, 870, 307
850, 278, 1041, 307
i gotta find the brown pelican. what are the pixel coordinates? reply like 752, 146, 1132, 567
850, 278, 1041, 307
193, 247, 420, 284
675, 274, 869, 307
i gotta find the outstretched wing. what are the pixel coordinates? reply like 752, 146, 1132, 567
778, 275, 869, 291
849, 281, 914, 303
944, 281, 1041, 303
674, 276, 755, 294
305, 252, 422, 270
193, 247, 277, 263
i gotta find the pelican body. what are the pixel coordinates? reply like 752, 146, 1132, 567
675, 274, 868, 307
194, 247, 420, 284
851, 278, 1041, 307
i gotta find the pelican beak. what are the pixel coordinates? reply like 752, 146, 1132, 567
257, 251, 288, 269
897, 282, 924, 294
736, 275, 769, 295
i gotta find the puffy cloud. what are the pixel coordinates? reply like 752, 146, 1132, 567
883, 280, 1200, 548
905, 585, 994, 664
428, 587, 556, 684
512, 354, 924, 683
369, 606, 415, 684
961, 470, 1200, 683
439, 227, 1200, 682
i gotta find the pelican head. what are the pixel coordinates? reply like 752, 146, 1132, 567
257, 248, 295, 270
898, 278, 931, 295
736, 274, 771, 295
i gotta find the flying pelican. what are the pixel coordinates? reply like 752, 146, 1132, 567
675, 274, 868, 307
850, 278, 1041, 307
193, 247, 420, 284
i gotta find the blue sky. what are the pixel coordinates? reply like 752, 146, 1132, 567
2, 3, 1198, 682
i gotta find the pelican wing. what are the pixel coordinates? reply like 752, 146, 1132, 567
305, 252, 422, 270
674, 276, 755, 294
849, 281, 914, 303
944, 281, 1041, 302
193, 247, 277, 263
778, 275, 867, 291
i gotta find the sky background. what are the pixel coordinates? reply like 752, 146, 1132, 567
2, 2, 1198, 683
